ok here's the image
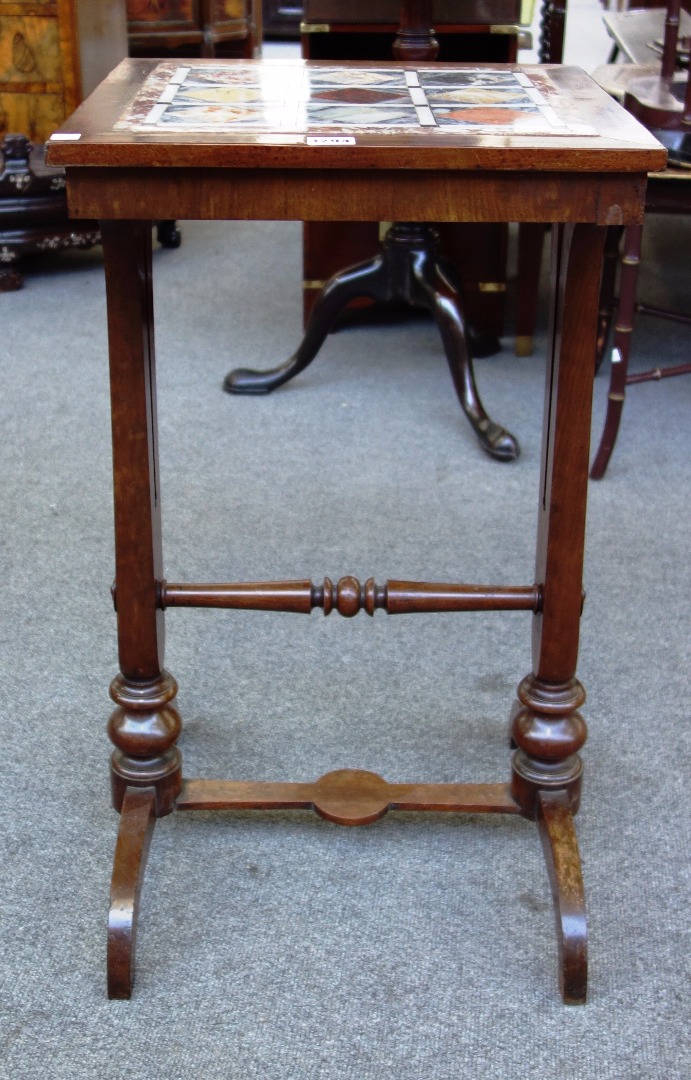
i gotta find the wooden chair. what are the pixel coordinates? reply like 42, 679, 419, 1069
590, 0, 691, 478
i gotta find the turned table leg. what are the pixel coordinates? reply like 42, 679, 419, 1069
100, 220, 183, 998
511, 222, 606, 1004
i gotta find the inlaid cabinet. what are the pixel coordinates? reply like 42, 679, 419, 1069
0, 0, 127, 144
126, 0, 261, 59
0, 0, 127, 288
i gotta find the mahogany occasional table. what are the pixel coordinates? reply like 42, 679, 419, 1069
47, 57, 665, 1003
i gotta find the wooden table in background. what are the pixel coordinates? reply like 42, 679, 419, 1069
299, 0, 530, 335
47, 57, 665, 1003
603, 6, 691, 63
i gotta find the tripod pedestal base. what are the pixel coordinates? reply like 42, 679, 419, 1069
224, 223, 519, 462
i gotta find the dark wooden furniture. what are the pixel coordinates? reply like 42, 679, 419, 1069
263, 0, 530, 39
263, 0, 303, 38
47, 56, 664, 1003
0, 0, 127, 288
0, 133, 101, 290
299, 0, 529, 338
591, 0, 690, 477
300, 0, 529, 62
232, 4, 524, 460
126, 0, 262, 60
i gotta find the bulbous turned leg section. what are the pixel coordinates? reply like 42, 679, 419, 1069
537, 789, 587, 1004
107, 786, 156, 999
510, 674, 588, 1004
107, 673, 181, 998
223, 254, 390, 394
510, 674, 587, 818
108, 671, 183, 817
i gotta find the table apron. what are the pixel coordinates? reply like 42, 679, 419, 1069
64, 168, 648, 226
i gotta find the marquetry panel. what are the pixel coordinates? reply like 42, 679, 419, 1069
0, 1, 127, 144
0, 90, 64, 142
0, 16, 63, 87
127, 0, 197, 27
212, 0, 246, 19
126, 0, 257, 57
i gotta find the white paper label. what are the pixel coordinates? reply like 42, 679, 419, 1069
306, 136, 356, 146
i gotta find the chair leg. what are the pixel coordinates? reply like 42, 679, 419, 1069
595, 225, 624, 373
590, 224, 642, 479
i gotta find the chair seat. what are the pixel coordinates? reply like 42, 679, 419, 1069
603, 7, 691, 64
590, 62, 660, 102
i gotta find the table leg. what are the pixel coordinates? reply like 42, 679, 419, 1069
107, 786, 156, 999
100, 220, 182, 996
511, 222, 606, 1002
537, 789, 588, 1005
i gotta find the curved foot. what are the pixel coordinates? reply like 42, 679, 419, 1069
411, 256, 519, 461
223, 357, 303, 395
107, 786, 156, 1000
537, 790, 587, 1004
476, 419, 520, 462
223, 254, 390, 395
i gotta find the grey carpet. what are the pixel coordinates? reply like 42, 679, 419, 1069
1, 210, 689, 1079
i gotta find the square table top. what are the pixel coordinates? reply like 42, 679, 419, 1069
47, 58, 666, 175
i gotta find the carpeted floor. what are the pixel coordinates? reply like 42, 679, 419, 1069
1, 7, 690, 1076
